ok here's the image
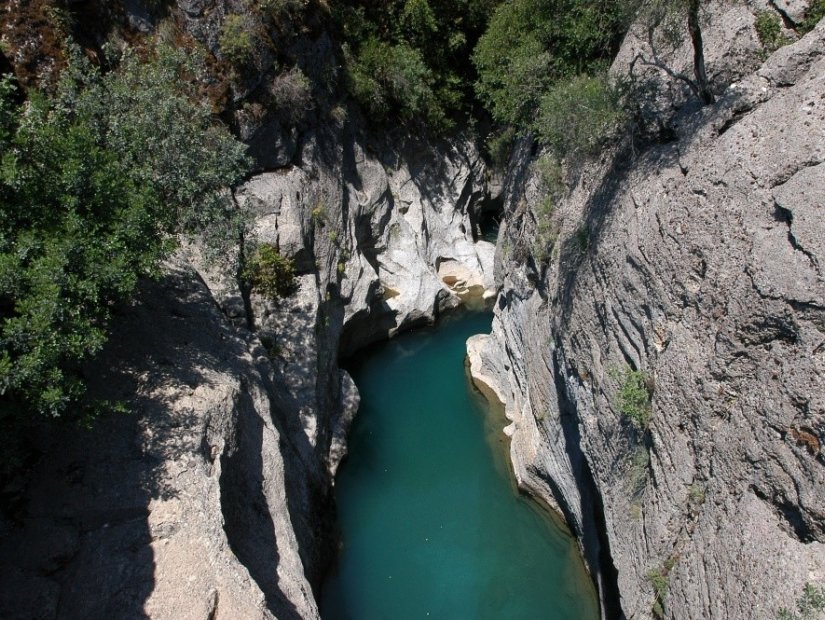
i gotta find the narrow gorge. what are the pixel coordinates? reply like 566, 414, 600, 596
0, 1, 823, 619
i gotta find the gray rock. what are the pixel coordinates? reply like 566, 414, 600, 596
473, 13, 825, 620
772, 0, 812, 24
0, 262, 319, 620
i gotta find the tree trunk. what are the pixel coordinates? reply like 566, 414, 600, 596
687, 0, 715, 104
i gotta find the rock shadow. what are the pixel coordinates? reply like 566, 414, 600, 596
0, 264, 308, 619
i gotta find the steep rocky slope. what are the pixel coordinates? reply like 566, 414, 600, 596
470, 9, 825, 620
0, 2, 496, 616
0, 124, 493, 617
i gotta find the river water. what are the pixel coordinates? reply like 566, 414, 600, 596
321, 311, 599, 619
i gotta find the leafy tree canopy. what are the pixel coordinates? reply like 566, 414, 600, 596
473, 0, 631, 128
0, 43, 249, 422
334, 0, 498, 128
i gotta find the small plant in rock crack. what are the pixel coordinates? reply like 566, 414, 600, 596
627, 446, 651, 498
688, 482, 706, 506
575, 225, 591, 254
754, 11, 791, 56
532, 196, 559, 263
614, 366, 654, 430
647, 563, 672, 619
777, 583, 825, 620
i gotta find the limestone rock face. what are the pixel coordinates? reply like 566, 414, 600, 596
0, 102, 491, 620
471, 12, 825, 620
0, 264, 319, 620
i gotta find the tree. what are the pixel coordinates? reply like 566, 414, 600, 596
627, 0, 715, 104
333, 0, 499, 127
473, 0, 631, 127
0, 43, 249, 421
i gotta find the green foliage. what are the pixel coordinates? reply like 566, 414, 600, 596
343, 37, 446, 126
0, 44, 249, 420
402, 0, 439, 40
532, 196, 557, 262
536, 154, 565, 194
528, 155, 566, 261
615, 366, 654, 430
473, 0, 630, 128
628, 446, 650, 497
485, 127, 516, 166
778, 583, 825, 620
259, 0, 306, 18
688, 482, 706, 506
800, 0, 825, 34
334, 0, 496, 129
271, 67, 313, 124
574, 225, 591, 253
647, 565, 670, 617
220, 14, 256, 66
535, 73, 627, 159
242, 245, 297, 300
755, 11, 789, 54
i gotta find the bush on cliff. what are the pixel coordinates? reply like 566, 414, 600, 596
473, 0, 629, 129
334, 0, 497, 129
0, 44, 249, 422
242, 244, 297, 301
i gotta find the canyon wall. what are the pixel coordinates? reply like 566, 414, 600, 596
470, 7, 825, 619
0, 3, 495, 614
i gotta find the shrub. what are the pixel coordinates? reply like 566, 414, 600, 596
333, 0, 493, 129
259, 0, 306, 18
800, 0, 825, 34
271, 67, 313, 124
532, 196, 558, 262
536, 154, 565, 195
628, 446, 650, 497
485, 127, 516, 166
778, 583, 825, 620
242, 245, 297, 300
688, 482, 706, 506
575, 224, 591, 253
343, 37, 446, 127
755, 11, 789, 54
219, 14, 256, 66
473, 0, 630, 128
615, 366, 654, 430
534, 73, 627, 159
0, 44, 249, 420
647, 566, 670, 618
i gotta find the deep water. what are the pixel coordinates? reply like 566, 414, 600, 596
321, 311, 599, 620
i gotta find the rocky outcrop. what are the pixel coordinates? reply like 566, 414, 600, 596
0, 116, 492, 620
471, 10, 825, 620
0, 113, 493, 614
0, 263, 318, 620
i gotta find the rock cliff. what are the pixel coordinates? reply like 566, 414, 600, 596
470, 8, 825, 620
0, 2, 496, 612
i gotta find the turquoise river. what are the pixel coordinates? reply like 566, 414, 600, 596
320, 311, 599, 620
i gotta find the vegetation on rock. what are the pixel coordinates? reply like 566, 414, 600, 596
473, 0, 629, 129
334, 0, 497, 129
755, 10, 790, 55
0, 44, 249, 422
615, 366, 654, 430
778, 583, 825, 620
242, 244, 297, 300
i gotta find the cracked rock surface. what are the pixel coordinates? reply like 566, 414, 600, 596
472, 14, 825, 620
